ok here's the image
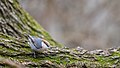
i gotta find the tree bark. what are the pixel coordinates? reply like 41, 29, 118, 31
0, 0, 120, 68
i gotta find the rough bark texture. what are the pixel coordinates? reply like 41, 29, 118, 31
0, 0, 120, 68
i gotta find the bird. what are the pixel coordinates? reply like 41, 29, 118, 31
28, 35, 50, 57
28, 35, 50, 51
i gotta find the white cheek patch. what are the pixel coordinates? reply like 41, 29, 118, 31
41, 42, 49, 49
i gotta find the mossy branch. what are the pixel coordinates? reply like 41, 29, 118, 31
0, 0, 120, 68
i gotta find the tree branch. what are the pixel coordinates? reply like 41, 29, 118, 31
0, 0, 120, 67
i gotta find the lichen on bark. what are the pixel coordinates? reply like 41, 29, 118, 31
0, 0, 120, 68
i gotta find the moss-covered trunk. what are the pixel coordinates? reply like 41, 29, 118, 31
0, 0, 120, 68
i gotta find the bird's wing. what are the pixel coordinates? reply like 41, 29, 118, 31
33, 37, 42, 49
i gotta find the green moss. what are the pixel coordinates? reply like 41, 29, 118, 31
12, 0, 63, 47
0, 0, 120, 67
95, 52, 120, 67
112, 51, 120, 56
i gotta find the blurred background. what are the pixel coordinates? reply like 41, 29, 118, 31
19, 0, 120, 50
